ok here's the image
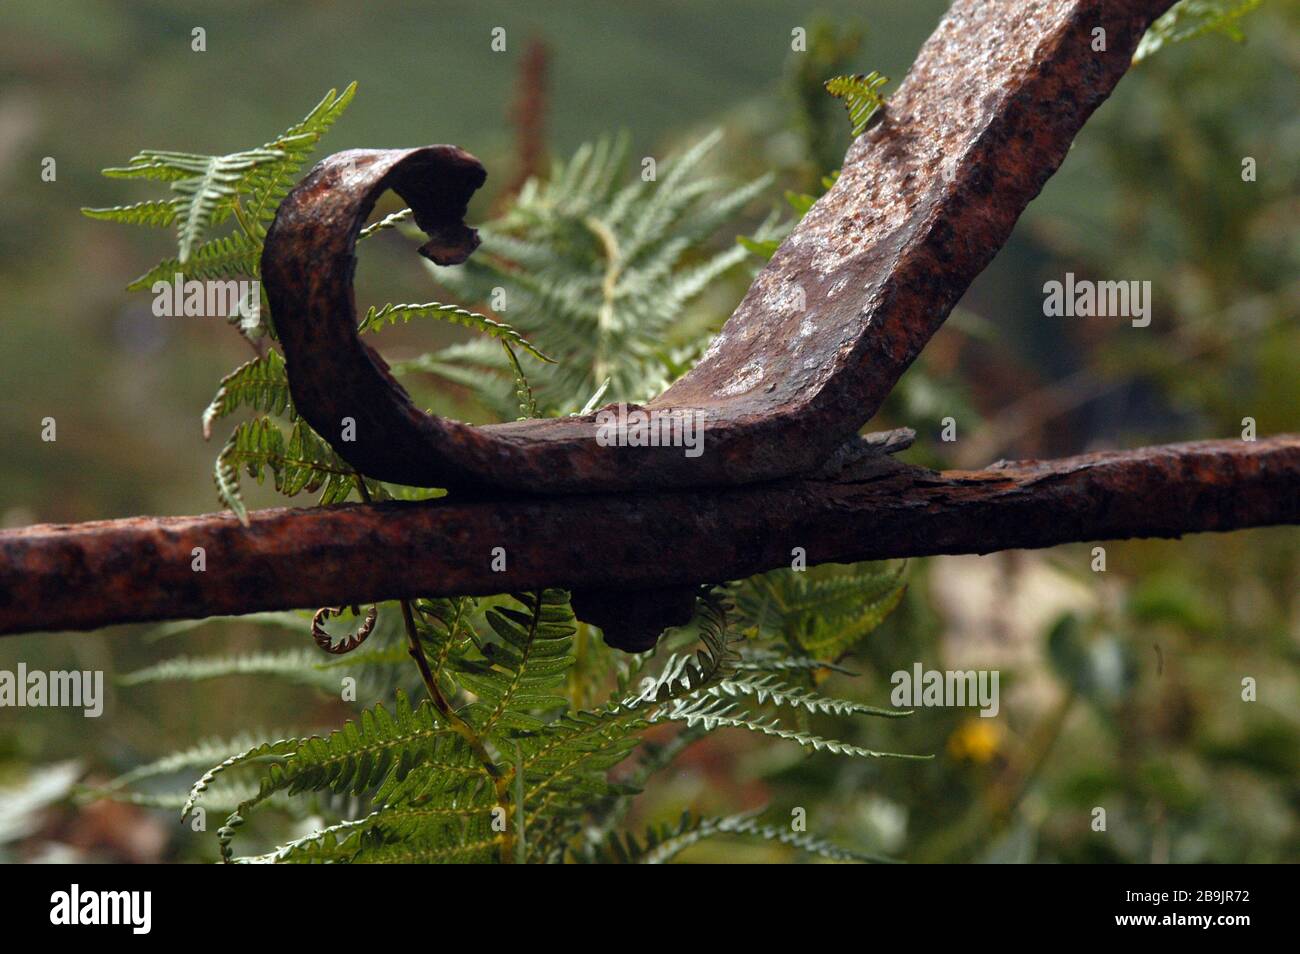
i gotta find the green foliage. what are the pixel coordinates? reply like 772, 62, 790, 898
359, 301, 552, 363
126, 232, 261, 294
737, 561, 908, 662
81, 199, 181, 228
84, 85, 357, 334
215, 417, 357, 523
453, 590, 576, 738
239, 84, 358, 235
86, 83, 543, 521
787, 19, 869, 178
824, 72, 889, 137
416, 131, 771, 414
119, 648, 339, 690
1135, 0, 1262, 63
202, 349, 291, 439
145, 589, 919, 863
581, 811, 894, 864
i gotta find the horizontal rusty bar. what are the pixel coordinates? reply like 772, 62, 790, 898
0, 436, 1293, 638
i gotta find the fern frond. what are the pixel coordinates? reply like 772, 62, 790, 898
514, 593, 736, 827
142, 611, 308, 642
501, 341, 539, 418
707, 673, 906, 718
90, 83, 357, 277
241, 83, 358, 232
214, 690, 456, 860
183, 737, 300, 820
737, 561, 907, 661
347, 831, 505, 864
616, 812, 893, 864
254, 777, 499, 863
81, 199, 182, 228
455, 590, 576, 740
824, 72, 889, 137
118, 648, 337, 689
126, 231, 261, 293
202, 349, 292, 439
100, 781, 268, 814
659, 696, 924, 760
358, 301, 552, 363
88, 730, 293, 795
428, 132, 767, 415
794, 583, 905, 661
117, 147, 285, 262
410, 597, 479, 700
1135, 0, 1262, 62
733, 650, 857, 676
359, 206, 413, 240
215, 417, 357, 523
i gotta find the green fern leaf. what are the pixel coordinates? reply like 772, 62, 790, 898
428, 133, 766, 415
202, 349, 292, 439
118, 648, 336, 689
358, 301, 552, 363
824, 71, 889, 137
118, 147, 285, 262
660, 696, 924, 760
358, 206, 414, 240
737, 561, 907, 661
80, 730, 295, 813
126, 231, 261, 293
215, 417, 357, 523
454, 590, 576, 740
81, 199, 182, 228
628, 812, 894, 864
1135, 0, 1262, 62
707, 673, 906, 718
242, 83, 358, 232
212, 690, 456, 859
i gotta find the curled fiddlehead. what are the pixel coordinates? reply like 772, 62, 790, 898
312, 604, 379, 655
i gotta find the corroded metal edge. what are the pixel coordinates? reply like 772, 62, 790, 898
0, 436, 1294, 636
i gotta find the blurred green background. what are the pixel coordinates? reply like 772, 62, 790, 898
0, 0, 1296, 862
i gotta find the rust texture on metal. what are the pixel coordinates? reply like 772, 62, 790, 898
262, 0, 1177, 494
0, 437, 1295, 637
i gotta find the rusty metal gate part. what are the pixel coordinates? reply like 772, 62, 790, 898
263, 0, 1178, 495
4, 0, 1260, 650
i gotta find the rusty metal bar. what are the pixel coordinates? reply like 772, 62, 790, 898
0, 436, 1294, 637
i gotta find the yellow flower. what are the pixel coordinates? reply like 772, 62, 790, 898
947, 718, 1004, 763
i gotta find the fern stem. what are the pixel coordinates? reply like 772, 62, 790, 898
584, 215, 622, 387
513, 742, 526, 864
399, 596, 514, 862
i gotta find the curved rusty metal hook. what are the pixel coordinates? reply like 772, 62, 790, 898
262, 146, 495, 490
